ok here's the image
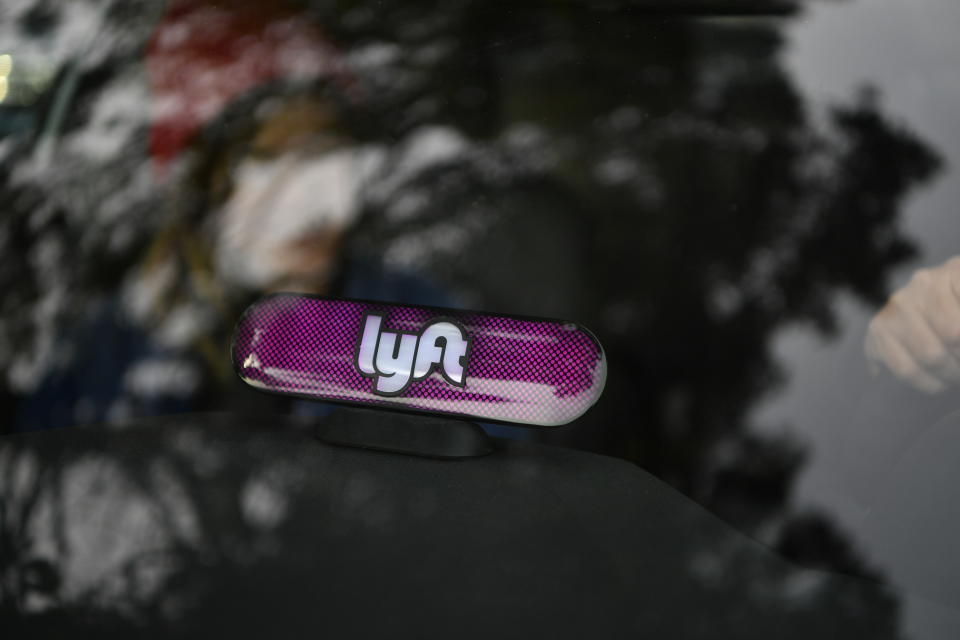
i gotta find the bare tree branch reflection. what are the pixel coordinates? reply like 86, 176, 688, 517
0, 0, 946, 636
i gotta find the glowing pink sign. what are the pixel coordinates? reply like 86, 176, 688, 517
232, 294, 606, 426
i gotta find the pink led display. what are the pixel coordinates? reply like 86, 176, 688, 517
232, 294, 606, 426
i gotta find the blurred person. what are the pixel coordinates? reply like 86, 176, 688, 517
841, 255, 960, 514
14, 0, 457, 430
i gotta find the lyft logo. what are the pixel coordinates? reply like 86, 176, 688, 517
355, 314, 472, 396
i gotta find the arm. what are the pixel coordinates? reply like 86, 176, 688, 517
865, 256, 960, 393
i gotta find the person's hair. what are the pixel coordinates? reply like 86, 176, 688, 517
131, 80, 363, 380
186, 80, 362, 219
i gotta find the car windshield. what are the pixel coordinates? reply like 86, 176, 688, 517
2, 0, 960, 637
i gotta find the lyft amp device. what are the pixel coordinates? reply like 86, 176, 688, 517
232, 294, 606, 426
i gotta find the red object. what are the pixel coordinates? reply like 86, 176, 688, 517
146, 0, 348, 175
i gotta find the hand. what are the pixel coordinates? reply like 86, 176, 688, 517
865, 256, 960, 393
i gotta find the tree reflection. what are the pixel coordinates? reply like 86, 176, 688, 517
0, 0, 945, 636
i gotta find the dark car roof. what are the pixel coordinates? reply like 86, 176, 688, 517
1, 411, 897, 638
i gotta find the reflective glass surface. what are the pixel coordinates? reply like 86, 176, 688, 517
2, 1, 960, 636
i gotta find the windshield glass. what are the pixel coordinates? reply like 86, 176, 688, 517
2, 1, 959, 636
